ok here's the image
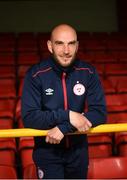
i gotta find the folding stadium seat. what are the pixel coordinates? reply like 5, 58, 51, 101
0, 33, 16, 53
84, 39, 106, 51
39, 39, 49, 52
0, 79, 16, 98
92, 63, 105, 76
0, 166, 17, 179
118, 40, 127, 51
0, 99, 15, 119
0, 99, 16, 129
0, 53, 15, 65
106, 94, 127, 113
117, 50, 127, 62
106, 39, 122, 50
77, 51, 94, 63
88, 157, 127, 178
88, 133, 113, 158
17, 32, 38, 52
0, 138, 17, 178
100, 77, 116, 94
17, 52, 40, 65
0, 66, 16, 78
105, 63, 127, 76
115, 132, 127, 156
108, 76, 127, 93
18, 137, 37, 179
107, 112, 127, 124
0, 32, 16, 44
17, 65, 31, 79
0, 43, 16, 53
17, 42, 38, 53
40, 50, 51, 60
110, 32, 127, 40
94, 51, 117, 63
0, 118, 13, 129
92, 32, 109, 41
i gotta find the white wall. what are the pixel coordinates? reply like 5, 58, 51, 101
0, 0, 118, 32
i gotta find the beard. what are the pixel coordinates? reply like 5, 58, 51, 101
52, 51, 77, 68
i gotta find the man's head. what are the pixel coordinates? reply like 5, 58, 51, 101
47, 24, 79, 67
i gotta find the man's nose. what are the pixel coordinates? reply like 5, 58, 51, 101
64, 45, 69, 54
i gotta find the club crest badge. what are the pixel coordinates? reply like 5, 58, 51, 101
73, 82, 85, 96
38, 167, 44, 179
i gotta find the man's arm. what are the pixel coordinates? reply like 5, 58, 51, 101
21, 70, 74, 134
84, 68, 107, 127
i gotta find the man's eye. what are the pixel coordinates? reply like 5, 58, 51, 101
69, 41, 77, 45
55, 41, 63, 45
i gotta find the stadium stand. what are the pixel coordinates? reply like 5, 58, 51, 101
0, 31, 127, 178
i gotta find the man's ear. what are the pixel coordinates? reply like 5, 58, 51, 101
47, 40, 53, 53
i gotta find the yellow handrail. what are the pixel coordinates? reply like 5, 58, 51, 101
0, 123, 127, 138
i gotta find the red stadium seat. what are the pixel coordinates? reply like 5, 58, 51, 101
105, 63, 127, 76
18, 65, 31, 78
0, 32, 16, 44
0, 166, 17, 179
17, 52, 40, 65
18, 137, 37, 179
0, 118, 13, 129
0, 43, 16, 53
107, 112, 127, 124
115, 132, 127, 156
106, 94, 127, 112
88, 157, 127, 178
0, 138, 16, 153
92, 63, 105, 76
0, 99, 15, 119
116, 50, 127, 62
88, 133, 113, 158
0, 79, 16, 98
0, 53, 15, 65
0, 137, 17, 178
84, 39, 106, 51
100, 77, 116, 94
0, 66, 16, 78
108, 76, 127, 93
94, 51, 117, 63
17, 32, 37, 52
77, 51, 94, 63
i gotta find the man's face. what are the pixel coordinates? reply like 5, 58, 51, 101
47, 27, 79, 67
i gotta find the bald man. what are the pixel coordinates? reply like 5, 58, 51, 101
22, 24, 107, 179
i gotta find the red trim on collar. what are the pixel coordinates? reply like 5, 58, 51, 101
32, 67, 52, 77
74, 66, 93, 74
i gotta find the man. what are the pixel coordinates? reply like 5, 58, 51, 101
21, 24, 107, 179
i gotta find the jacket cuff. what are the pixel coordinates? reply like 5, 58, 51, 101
57, 109, 70, 124
58, 122, 76, 135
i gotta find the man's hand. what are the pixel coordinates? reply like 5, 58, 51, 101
45, 126, 64, 144
69, 111, 92, 132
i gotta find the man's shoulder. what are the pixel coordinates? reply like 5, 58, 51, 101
75, 59, 96, 73
26, 58, 52, 77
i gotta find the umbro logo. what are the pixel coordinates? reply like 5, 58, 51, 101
45, 88, 54, 95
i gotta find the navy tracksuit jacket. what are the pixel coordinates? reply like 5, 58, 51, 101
21, 57, 107, 178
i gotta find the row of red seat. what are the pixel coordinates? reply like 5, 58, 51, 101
0, 31, 127, 178
1, 50, 127, 66
1, 31, 127, 53
1, 135, 127, 179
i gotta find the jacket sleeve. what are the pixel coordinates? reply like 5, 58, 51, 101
84, 68, 107, 127
21, 70, 73, 133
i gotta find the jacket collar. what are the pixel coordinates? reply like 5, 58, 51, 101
48, 56, 79, 77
